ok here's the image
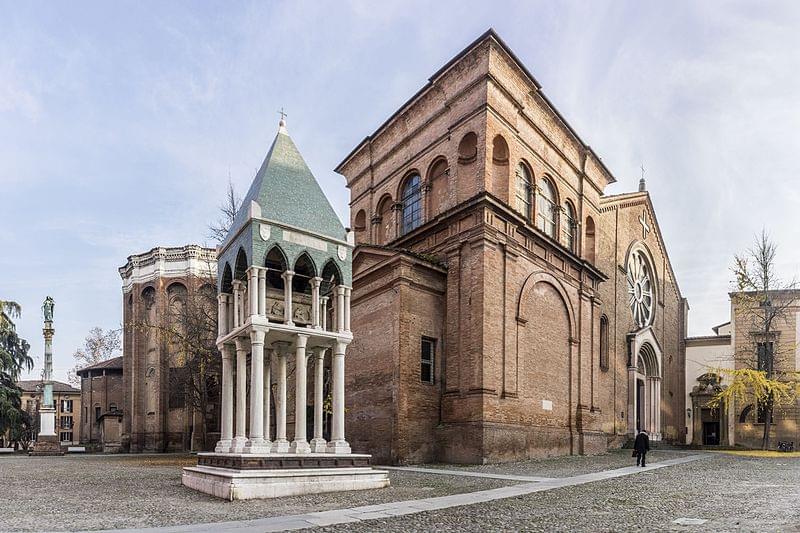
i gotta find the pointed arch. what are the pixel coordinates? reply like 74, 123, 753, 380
321, 259, 342, 296
292, 252, 317, 295
265, 245, 288, 290
234, 247, 248, 281
221, 262, 233, 293
353, 209, 367, 244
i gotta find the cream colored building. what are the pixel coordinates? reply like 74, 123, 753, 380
686, 290, 800, 448
684, 322, 734, 445
17, 380, 81, 445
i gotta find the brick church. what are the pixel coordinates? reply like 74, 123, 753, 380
337, 30, 688, 464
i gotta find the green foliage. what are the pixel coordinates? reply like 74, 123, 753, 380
710, 368, 798, 410
0, 299, 33, 444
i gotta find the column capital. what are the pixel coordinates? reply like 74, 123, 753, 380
272, 340, 291, 356
250, 329, 266, 345
310, 276, 322, 287
295, 333, 309, 348
232, 279, 245, 289
282, 270, 295, 279
234, 336, 249, 353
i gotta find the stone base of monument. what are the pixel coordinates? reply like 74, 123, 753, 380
29, 435, 64, 456
182, 453, 389, 501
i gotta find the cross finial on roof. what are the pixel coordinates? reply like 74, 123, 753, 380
277, 108, 288, 134
638, 163, 646, 192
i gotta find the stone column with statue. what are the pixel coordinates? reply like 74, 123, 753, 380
30, 296, 64, 456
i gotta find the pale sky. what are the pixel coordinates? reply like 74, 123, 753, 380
2, 1, 799, 382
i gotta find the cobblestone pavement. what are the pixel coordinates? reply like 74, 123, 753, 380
323, 452, 800, 532
0, 454, 514, 532
422, 449, 692, 478
2, 451, 799, 532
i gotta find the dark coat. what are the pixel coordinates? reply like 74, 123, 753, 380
634, 432, 650, 453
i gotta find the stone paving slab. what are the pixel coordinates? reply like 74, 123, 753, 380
96, 454, 706, 533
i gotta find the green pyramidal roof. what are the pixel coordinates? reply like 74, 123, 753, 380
229, 123, 346, 242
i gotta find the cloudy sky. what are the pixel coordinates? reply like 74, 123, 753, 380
2, 1, 799, 381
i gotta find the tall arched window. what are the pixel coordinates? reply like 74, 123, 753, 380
562, 201, 577, 252
514, 163, 532, 221
400, 174, 422, 235
536, 178, 557, 238
599, 315, 609, 371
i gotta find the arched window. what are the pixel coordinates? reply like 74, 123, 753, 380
265, 246, 287, 290
562, 201, 577, 252
739, 404, 753, 423
514, 163, 532, 221
599, 315, 609, 371
293, 253, 316, 295
400, 174, 422, 235
321, 260, 343, 332
536, 178, 557, 238
221, 263, 233, 293
585, 216, 596, 263
234, 247, 248, 282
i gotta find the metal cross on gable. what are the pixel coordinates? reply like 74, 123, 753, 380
278, 108, 287, 121
639, 209, 651, 240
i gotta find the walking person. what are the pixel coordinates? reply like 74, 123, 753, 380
633, 430, 650, 467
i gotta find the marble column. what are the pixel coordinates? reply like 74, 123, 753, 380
244, 330, 269, 453
232, 280, 243, 329
335, 286, 346, 333
263, 349, 274, 443
215, 344, 234, 453
310, 277, 322, 328
291, 334, 311, 453
282, 270, 295, 326
310, 347, 327, 453
226, 294, 234, 333
273, 344, 290, 453
258, 268, 267, 318
320, 297, 329, 330
231, 337, 249, 452
217, 293, 228, 337
327, 341, 351, 454
249, 268, 259, 318
343, 287, 352, 333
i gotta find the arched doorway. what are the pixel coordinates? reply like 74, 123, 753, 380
627, 331, 663, 440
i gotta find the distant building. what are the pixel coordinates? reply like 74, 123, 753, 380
16, 380, 81, 445
76, 357, 123, 452
119, 245, 220, 452
686, 291, 800, 448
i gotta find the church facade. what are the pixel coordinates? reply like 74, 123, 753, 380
336, 30, 687, 464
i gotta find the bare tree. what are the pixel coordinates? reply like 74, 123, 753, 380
68, 327, 121, 386
712, 230, 800, 449
207, 179, 241, 244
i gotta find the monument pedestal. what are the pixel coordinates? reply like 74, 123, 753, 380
29, 435, 64, 456
182, 453, 389, 501
30, 406, 63, 456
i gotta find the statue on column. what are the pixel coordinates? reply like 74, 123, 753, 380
43, 296, 55, 323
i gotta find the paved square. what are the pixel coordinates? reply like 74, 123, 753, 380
2, 451, 799, 532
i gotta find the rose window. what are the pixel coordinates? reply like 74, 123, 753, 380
627, 251, 654, 328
